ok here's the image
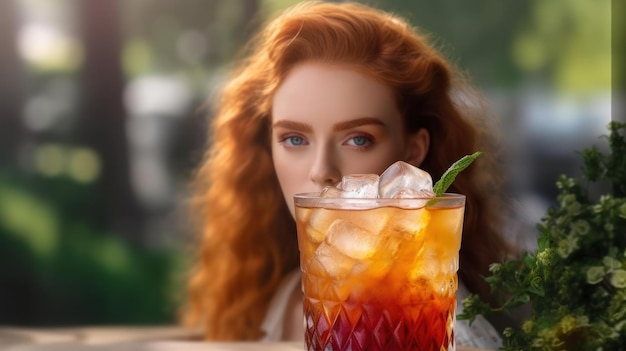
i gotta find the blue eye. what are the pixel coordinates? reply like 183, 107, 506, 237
346, 135, 373, 148
285, 136, 306, 146
352, 136, 368, 146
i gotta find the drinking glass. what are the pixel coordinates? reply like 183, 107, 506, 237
294, 193, 465, 351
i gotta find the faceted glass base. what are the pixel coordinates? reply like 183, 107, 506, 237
304, 296, 455, 351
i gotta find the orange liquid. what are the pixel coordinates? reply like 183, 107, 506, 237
296, 205, 463, 351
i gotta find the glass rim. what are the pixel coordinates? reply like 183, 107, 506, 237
294, 192, 465, 209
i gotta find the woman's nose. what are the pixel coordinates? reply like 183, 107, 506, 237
308, 146, 341, 186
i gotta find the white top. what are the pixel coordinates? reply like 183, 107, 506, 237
260, 270, 502, 349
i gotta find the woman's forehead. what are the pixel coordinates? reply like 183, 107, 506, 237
271, 62, 401, 125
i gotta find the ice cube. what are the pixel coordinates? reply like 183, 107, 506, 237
346, 207, 389, 234
307, 209, 337, 243
410, 247, 458, 284
378, 161, 435, 199
320, 185, 343, 198
338, 174, 380, 198
387, 208, 431, 239
313, 241, 356, 278
325, 219, 380, 259
351, 257, 394, 281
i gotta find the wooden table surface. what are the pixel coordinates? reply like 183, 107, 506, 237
0, 326, 491, 350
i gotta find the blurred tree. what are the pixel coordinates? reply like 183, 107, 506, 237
124, 0, 218, 73
0, 176, 179, 325
77, 0, 145, 242
512, 0, 611, 93
361, 0, 532, 88
615, 0, 625, 124
122, 0, 260, 74
241, 0, 261, 40
204, 0, 261, 67
0, 0, 24, 167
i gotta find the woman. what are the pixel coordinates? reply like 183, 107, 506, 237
183, 1, 513, 348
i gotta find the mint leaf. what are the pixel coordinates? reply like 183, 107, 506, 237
433, 151, 483, 196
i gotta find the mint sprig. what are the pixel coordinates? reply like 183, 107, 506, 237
432, 151, 483, 196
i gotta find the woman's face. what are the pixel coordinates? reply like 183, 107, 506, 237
271, 62, 427, 217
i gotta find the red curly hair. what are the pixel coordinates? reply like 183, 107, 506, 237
183, 1, 513, 340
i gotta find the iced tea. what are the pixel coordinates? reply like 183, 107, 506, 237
294, 194, 465, 351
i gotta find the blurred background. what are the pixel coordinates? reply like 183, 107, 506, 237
0, 0, 613, 327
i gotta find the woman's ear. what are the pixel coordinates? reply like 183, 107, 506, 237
404, 128, 430, 167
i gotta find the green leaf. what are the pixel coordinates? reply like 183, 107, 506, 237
433, 152, 483, 196
456, 123, 626, 348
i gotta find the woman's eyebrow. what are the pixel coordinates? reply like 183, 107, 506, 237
333, 117, 385, 132
271, 120, 313, 132
272, 117, 385, 132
